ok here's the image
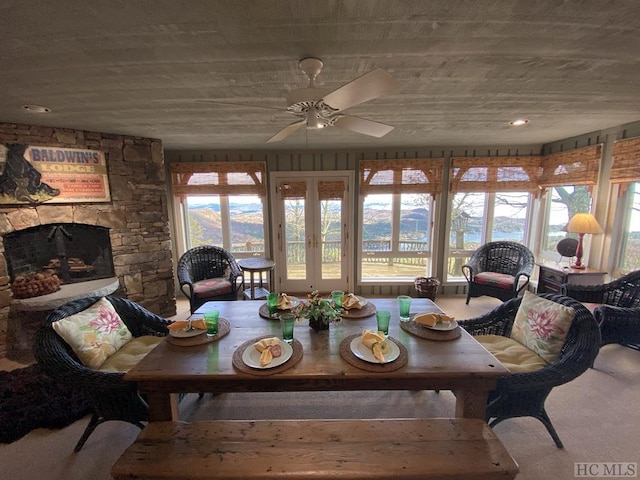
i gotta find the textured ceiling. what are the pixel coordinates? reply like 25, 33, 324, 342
1, 0, 639, 151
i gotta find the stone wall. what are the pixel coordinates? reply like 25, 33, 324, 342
0, 122, 177, 359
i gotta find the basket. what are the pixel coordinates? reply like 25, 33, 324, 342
414, 277, 440, 301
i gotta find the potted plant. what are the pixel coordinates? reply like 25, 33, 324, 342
293, 290, 341, 332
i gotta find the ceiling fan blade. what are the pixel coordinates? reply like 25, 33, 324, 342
332, 115, 394, 138
322, 69, 397, 111
266, 120, 305, 143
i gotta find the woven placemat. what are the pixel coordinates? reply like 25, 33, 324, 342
339, 334, 408, 372
400, 320, 462, 341
258, 303, 296, 320
167, 318, 231, 346
340, 301, 377, 319
232, 336, 303, 376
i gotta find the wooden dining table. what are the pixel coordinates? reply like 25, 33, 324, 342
125, 297, 509, 422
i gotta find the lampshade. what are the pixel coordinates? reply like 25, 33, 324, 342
565, 213, 603, 235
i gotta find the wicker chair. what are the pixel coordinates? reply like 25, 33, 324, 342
462, 241, 535, 304
459, 294, 600, 448
177, 245, 243, 313
34, 295, 171, 451
563, 269, 640, 352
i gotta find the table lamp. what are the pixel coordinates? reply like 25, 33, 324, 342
565, 213, 603, 269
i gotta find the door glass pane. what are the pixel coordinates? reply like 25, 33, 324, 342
284, 198, 306, 279
229, 195, 265, 255
186, 196, 222, 247
320, 198, 342, 279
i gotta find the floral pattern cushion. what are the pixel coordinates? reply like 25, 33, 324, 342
510, 291, 575, 363
52, 297, 132, 369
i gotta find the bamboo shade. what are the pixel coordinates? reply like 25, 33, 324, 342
538, 145, 602, 188
359, 159, 444, 195
170, 162, 266, 196
611, 137, 640, 183
449, 156, 541, 193
279, 181, 307, 199
318, 181, 345, 201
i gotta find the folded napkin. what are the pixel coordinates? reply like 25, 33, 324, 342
277, 293, 292, 309
167, 318, 207, 331
342, 293, 362, 310
254, 337, 282, 366
361, 329, 389, 363
413, 312, 455, 327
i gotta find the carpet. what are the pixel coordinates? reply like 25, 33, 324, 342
0, 364, 92, 444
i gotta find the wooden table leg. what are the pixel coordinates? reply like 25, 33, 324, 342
147, 392, 180, 421
452, 388, 489, 419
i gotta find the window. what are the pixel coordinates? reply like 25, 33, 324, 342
610, 137, 640, 274
537, 145, 602, 262
359, 159, 443, 282
539, 186, 592, 260
170, 162, 267, 258
447, 157, 538, 281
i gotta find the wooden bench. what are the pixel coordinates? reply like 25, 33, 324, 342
111, 418, 519, 479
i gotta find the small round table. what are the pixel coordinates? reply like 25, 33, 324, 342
237, 258, 275, 300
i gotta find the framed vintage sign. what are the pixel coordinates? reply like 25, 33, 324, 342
0, 143, 111, 204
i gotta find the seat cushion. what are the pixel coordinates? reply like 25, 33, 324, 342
193, 278, 233, 298
52, 297, 132, 369
510, 291, 575, 363
98, 336, 164, 372
474, 272, 515, 289
475, 334, 548, 373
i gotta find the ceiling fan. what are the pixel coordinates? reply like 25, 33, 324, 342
266, 57, 398, 143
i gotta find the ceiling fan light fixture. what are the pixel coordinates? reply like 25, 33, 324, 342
509, 118, 529, 126
306, 107, 323, 129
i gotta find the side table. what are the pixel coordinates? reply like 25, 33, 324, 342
237, 258, 275, 300
537, 262, 606, 294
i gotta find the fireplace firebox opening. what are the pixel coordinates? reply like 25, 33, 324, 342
4, 223, 115, 298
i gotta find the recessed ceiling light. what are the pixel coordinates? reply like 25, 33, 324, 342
23, 104, 51, 113
509, 118, 529, 126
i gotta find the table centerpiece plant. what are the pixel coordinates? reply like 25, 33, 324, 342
292, 290, 342, 332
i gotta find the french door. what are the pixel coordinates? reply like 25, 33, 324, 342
271, 171, 353, 293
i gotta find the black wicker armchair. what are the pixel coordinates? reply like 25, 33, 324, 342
462, 241, 535, 304
34, 295, 171, 451
563, 269, 640, 352
177, 245, 243, 313
459, 294, 600, 448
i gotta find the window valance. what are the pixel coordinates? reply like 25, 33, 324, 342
278, 180, 307, 200
359, 159, 444, 195
170, 162, 266, 196
537, 145, 602, 188
449, 156, 541, 193
318, 181, 345, 201
610, 137, 640, 184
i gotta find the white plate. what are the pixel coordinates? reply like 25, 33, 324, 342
349, 337, 400, 364
169, 327, 207, 338
278, 296, 300, 310
343, 295, 368, 309
242, 339, 293, 369
419, 320, 459, 331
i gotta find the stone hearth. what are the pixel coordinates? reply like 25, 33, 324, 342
0, 122, 177, 359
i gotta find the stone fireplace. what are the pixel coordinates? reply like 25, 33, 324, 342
0, 122, 177, 360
